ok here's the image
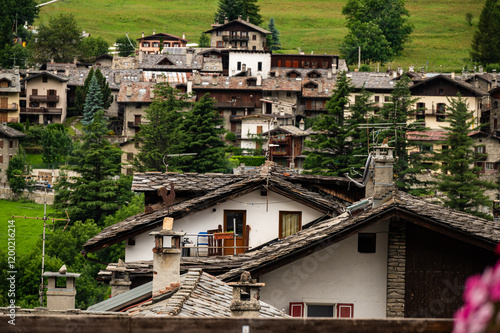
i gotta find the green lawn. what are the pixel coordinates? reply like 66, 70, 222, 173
0, 200, 55, 256
37, 0, 485, 72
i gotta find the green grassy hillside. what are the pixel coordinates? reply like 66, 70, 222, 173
37, 0, 484, 72
0, 200, 55, 256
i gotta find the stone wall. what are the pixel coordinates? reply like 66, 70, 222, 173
0, 187, 54, 205
386, 221, 406, 318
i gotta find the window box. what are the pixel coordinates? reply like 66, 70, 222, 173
213, 232, 234, 240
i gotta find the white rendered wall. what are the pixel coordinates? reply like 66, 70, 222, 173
228, 52, 271, 78
259, 221, 389, 318
125, 190, 325, 262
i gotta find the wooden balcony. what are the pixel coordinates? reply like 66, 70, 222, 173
0, 103, 18, 111
30, 95, 59, 102
21, 107, 63, 114
222, 35, 249, 41
127, 121, 141, 128
216, 102, 255, 109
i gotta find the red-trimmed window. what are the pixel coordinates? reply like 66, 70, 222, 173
337, 303, 354, 318
289, 302, 304, 317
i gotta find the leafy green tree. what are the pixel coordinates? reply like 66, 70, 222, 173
0, 0, 38, 51
341, 0, 412, 63
471, 0, 500, 64
41, 125, 73, 169
81, 75, 104, 126
304, 71, 355, 176
377, 74, 429, 194
133, 83, 189, 172
340, 21, 393, 65
78, 36, 109, 62
215, 0, 262, 25
115, 36, 136, 57
171, 94, 230, 173
7, 147, 30, 194
198, 33, 210, 47
267, 17, 282, 51
54, 110, 132, 225
434, 95, 496, 219
0, 43, 29, 69
29, 14, 82, 65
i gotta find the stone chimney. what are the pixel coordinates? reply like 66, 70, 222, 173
224, 17, 228, 24
114, 72, 121, 84
409, 65, 414, 73
242, 64, 246, 73
150, 86, 155, 100
247, 68, 251, 77
299, 118, 305, 131
182, 32, 186, 40
451, 72, 455, 80
228, 271, 264, 318
247, 16, 250, 22
327, 69, 333, 79
153, 29, 156, 35
238, 15, 242, 21
256, 73, 262, 86
194, 71, 201, 85
50, 58, 54, 64
74, 57, 78, 65
65, 66, 69, 77
187, 80, 193, 94
126, 84, 132, 97
186, 51, 193, 66
142, 32, 145, 38
109, 259, 131, 297
43, 265, 80, 310
150, 217, 185, 299
138, 51, 143, 63
365, 144, 394, 207
212, 75, 218, 86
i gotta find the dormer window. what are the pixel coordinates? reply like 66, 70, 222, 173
0, 80, 9, 88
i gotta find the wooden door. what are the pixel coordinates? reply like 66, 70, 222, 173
223, 210, 246, 255
0, 98, 7, 109
0, 113, 7, 122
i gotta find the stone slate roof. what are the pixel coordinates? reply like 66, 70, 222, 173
132, 172, 246, 192
0, 125, 25, 138
0, 70, 21, 93
205, 19, 271, 35
99, 191, 500, 282
301, 78, 336, 98
20, 71, 68, 83
410, 74, 487, 96
261, 77, 302, 91
138, 54, 203, 71
193, 76, 264, 91
127, 269, 287, 317
348, 72, 400, 91
83, 165, 344, 254
263, 125, 309, 137
116, 82, 155, 103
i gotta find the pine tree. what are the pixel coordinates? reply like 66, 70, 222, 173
376, 74, 429, 194
215, 0, 262, 26
81, 75, 103, 126
54, 110, 131, 225
74, 67, 94, 116
470, 0, 500, 64
434, 95, 496, 219
93, 68, 112, 110
267, 17, 282, 51
199, 33, 210, 48
171, 94, 230, 173
348, 87, 373, 172
304, 71, 355, 176
133, 83, 189, 172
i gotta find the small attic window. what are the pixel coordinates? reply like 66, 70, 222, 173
0, 80, 9, 88
358, 233, 376, 253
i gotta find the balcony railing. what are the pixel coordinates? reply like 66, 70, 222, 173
0, 103, 17, 111
21, 107, 62, 114
216, 102, 255, 109
127, 121, 141, 128
30, 95, 59, 102
222, 35, 249, 41
271, 151, 288, 156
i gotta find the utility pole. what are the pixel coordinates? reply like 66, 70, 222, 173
358, 46, 361, 69
12, 185, 69, 307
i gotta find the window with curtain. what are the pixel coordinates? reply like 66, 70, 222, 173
279, 211, 302, 239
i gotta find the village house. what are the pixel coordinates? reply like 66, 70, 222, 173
0, 124, 25, 184
19, 71, 68, 125
0, 68, 21, 123
137, 31, 188, 54
263, 124, 309, 169
238, 114, 294, 155
85, 146, 499, 320
205, 16, 271, 51
228, 51, 271, 78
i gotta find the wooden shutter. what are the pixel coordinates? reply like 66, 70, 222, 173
337, 303, 354, 318
289, 302, 304, 317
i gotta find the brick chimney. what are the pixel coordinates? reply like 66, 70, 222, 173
228, 271, 264, 318
43, 265, 80, 310
365, 144, 394, 206
149, 217, 185, 299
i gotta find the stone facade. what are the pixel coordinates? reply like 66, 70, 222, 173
386, 221, 406, 318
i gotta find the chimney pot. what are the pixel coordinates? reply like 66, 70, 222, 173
228, 272, 265, 318
142, 32, 145, 38
153, 29, 156, 35
43, 266, 80, 310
